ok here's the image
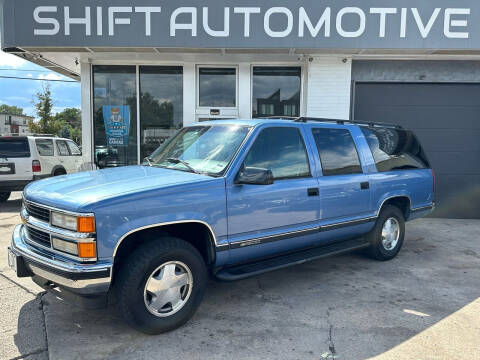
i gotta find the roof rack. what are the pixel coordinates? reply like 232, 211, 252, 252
259, 116, 298, 120
31, 134, 56, 137
293, 117, 402, 129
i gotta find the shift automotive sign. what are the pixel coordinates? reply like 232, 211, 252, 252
31, 4, 470, 40
103, 106, 130, 146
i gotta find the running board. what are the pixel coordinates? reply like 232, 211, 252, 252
215, 237, 370, 281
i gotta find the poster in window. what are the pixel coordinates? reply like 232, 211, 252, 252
102, 106, 130, 146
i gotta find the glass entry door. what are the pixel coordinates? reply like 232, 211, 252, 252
196, 66, 239, 121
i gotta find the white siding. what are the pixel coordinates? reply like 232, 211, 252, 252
306, 57, 352, 120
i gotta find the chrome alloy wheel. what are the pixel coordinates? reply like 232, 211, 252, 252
143, 261, 193, 317
381, 217, 400, 251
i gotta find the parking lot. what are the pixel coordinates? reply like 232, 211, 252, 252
1, 191, 479, 360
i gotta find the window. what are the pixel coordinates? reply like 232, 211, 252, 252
312, 128, 363, 176
93, 65, 137, 168
149, 125, 250, 176
252, 67, 301, 118
36, 139, 54, 156
67, 141, 81, 156
243, 127, 310, 179
56, 140, 70, 156
361, 127, 430, 172
0, 137, 30, 158
140, 66, 183, 160
198, 67, 236, 107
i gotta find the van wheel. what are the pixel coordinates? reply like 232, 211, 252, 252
53, 169, 66, 176
366, 205, 405, 261
0, 192, 11, 202
115, 237, 207, 334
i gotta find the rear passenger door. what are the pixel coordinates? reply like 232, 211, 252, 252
310, 126, 372, 224
66, 140, 82, 173
55, 140, 72, 173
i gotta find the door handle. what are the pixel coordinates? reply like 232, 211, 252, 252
360, 182, 370, 190
307, 188, 319, 196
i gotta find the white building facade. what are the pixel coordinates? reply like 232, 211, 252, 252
0, 113, 32, 136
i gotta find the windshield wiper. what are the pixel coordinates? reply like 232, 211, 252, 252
165, 158, 200, 174
144, 157, 153, 167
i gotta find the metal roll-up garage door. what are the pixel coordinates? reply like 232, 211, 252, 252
353, 82, 480, 219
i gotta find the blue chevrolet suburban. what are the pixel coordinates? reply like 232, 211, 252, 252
8, 118, 434, 334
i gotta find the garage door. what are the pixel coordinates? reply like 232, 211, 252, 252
354, 82, 480, 219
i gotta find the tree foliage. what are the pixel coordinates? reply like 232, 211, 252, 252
27, 85, 82, 144
0, 104, 24, 115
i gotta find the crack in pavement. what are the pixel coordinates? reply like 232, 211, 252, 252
325, 308, 337, 359
0, 272, 38, 297
0, 272, 50, 359
37, 292, 49, 360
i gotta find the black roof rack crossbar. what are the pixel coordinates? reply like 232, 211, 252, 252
293, 117, 402, 129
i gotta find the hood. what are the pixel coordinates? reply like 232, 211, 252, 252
24, 166, 216, 211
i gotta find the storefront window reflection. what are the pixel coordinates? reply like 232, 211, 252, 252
140, 66, 183, 160
93, 66, 137, 168
252, 67, 301, 118
199, 67, 236, 107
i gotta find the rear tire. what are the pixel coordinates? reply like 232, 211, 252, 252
366, 205, 405, 261
114, 237, 207, 334
0, 191, 11, 202
53, 169, 66, 176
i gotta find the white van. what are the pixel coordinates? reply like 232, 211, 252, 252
0, 136, 82, 202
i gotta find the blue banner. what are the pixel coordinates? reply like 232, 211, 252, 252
102, 105, 131, 147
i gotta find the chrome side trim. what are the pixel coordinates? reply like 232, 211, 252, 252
24, 199, 95, 217
411, 204, 435, 212
112, 220, 219, 257
229, 216, 378, 249
321, 216, 377, 231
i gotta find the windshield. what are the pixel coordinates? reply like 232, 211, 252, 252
147, 125, 251, 176
0, 137, 30, 158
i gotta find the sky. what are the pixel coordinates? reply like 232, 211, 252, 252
0, 51, 81, 118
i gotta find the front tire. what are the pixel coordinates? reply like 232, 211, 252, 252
366, 205, 405, 261
115, 237, 207, 334
0, 191, 11, 202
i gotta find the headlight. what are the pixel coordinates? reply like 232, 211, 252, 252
51, 212, 96, 233
52, 237, 78, 255
52, 237, 97, 258
51, 212, 77, 231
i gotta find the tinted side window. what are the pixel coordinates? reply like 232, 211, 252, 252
361, 128, 430, 172
0, 138, 30, 158
56, 140, 70, 156
244, 127, 310, 179
35, 139, 54, 156
67, 141, 81, 155
312, 128, 363, 176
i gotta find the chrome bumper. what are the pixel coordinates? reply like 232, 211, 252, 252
9, 224, 112, 296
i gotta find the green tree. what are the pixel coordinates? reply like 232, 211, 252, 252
28, 84, 63, 135
0, 104, 24, 115
55, 107, 81, 129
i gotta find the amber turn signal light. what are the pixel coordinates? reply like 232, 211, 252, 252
77, 242, 96, 258
77, 216, 95, 233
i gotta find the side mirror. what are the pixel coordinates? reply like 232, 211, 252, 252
235, 167, 274, 185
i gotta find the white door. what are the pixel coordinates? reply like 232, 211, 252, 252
196, 66, 239, 122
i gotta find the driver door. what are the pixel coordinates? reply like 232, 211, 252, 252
226, 126, 320, 264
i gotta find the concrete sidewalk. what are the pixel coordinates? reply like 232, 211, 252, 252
1, 192, 479, 360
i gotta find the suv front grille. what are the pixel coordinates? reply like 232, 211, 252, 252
25, 202, 50, 223
25, 225, 51, 248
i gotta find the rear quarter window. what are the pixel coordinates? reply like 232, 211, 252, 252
35, 139, 54, 156
361, 127, 430, 172
0, 137, 30, 158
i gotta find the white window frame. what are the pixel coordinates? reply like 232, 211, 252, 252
196, 65, 239, 110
